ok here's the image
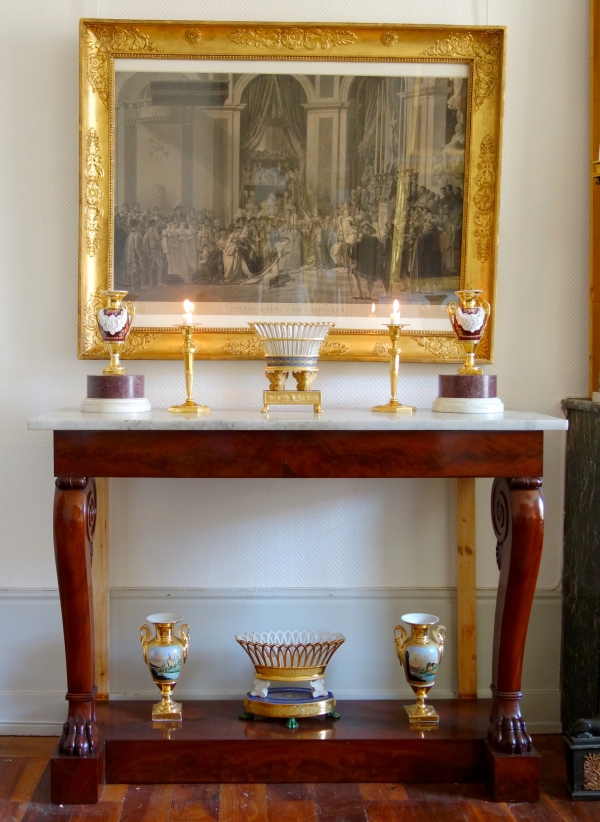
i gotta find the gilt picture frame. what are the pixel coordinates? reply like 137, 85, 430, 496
79, 20, 505, 363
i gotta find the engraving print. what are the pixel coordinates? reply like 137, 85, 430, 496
114, 67, 468, 324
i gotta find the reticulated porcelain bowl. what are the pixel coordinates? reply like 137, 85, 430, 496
249, 322, 335, 370
235, 630, 345, 681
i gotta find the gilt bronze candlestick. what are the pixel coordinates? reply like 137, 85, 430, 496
168, 325, 210, 414
372, 324, 414, 414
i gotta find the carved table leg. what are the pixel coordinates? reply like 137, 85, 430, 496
489, 477, 544, 755
54, 477, 98, 756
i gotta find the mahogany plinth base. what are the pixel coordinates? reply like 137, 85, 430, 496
50, 741, 105, 805
56, 699, 544, 802
484, 740, 541, 802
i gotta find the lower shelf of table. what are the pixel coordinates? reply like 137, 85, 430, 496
51, 699, 541, 803
82, 698, 539, 790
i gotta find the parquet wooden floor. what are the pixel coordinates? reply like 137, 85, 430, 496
0, 735, 598, 821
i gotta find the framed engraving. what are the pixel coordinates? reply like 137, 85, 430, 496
79, 20, 505, 363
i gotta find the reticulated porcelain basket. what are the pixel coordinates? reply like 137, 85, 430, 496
249, 322, 335, 370
235, 630, 345, 681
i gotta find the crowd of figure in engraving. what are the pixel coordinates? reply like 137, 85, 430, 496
114, 172, 463, 300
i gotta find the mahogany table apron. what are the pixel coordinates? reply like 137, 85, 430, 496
50, 427, 545, 804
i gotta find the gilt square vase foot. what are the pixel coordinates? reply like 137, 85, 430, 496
483, 740, 540, 803
405, 703, 439, 726
50, 741, 105, 805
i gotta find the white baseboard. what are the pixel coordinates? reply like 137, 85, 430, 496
0, 587, 561, 734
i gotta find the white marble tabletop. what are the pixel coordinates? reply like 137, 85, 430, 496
28, 408, 568, 432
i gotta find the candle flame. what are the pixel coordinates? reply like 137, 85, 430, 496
184, 300, 194, 313
371, 303, 376, 314
393, 299, 400, 313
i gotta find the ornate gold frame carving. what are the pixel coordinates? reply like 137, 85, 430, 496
473, 134, 496, 263
227, 27, 358, 50
421, 31, 503, 111
79, 20, 504, 363
84, 128, 104, 258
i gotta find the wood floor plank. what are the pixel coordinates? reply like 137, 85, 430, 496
534, 737, 571, 801
120, 785, 173, 822
171, 786, 220, 822
0, 760, 28, 800
536, 736, 566, 758
509, 792, 570, 822
543, 800, 600, 822
219, 785, 267, 822
21, 803, 73, 822
170, 799, 219, 821
363, 801, 419, 822
413, 800, 473, 822
11, 759, 52, 803
173, 786, 220, 804
358, 784, 408, 802
313, 783, 366, 822
71, 804, 123, 822
266, 799, 317, 822
0, 738, 57, 758
0, 799, 28, 822
464, 800, 518, 821
100, 785, 128, 804
266, 784, 314, 803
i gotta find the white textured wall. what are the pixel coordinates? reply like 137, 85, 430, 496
0, 0, 588, 727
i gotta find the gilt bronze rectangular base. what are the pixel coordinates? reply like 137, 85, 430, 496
262, 390, 322, 413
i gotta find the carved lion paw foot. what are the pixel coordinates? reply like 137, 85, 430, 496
59, 717, 97, 756
489, 715, 532, 754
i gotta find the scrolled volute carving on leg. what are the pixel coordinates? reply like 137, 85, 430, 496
85, 481, 97, 548
491, 477, 510, 570
491, 477, 543, 570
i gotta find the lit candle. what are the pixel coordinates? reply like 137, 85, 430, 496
390, 299, 401, 325
182, 299, 194, 326
371, 302, 376, 317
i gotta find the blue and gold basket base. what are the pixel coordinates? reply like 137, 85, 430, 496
242, 686, 336, 722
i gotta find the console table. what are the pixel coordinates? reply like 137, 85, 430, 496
28, 408, 567, 804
